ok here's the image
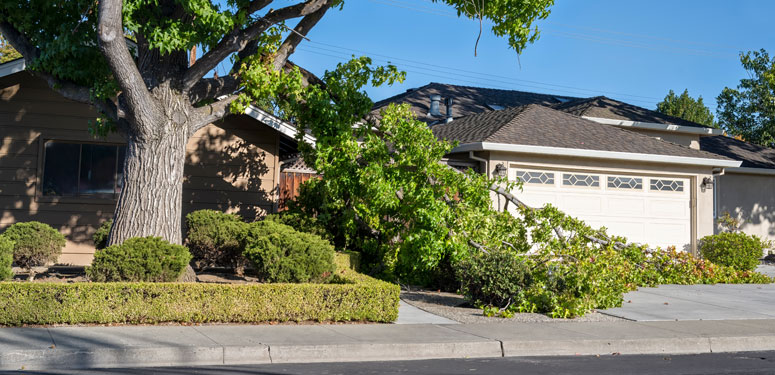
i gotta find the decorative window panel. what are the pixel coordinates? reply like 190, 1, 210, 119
562, 173, 600, 187
650, 179, 684, 192
515, 170, 554, 185
607, 176, 643, 190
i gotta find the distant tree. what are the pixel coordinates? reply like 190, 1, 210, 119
717, 49, 775, 147
656, 89, 717, 128
0, 34, 20, 63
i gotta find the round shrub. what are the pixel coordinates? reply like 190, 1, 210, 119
700, 232, 765, 271
185, 210, 250, 272
455, 249, 532, 308
2, 221, 65, 270
0, 236, 14, 281
86, 237, 192, 282
93, 219, 112, 250
243, 221, 335, 283
263, 212, 331, 241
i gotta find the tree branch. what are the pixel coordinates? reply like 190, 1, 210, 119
0, 21, 38, 59
190, 94, 240, 131
272, 4, 329, 71
188, 75, 241, 103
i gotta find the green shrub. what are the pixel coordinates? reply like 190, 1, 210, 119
456, 249, 531, 308
264, 212, 331, 241
700, 232, 765, 271
243, 221, 335, 283
0, 236, 14, 281
93, 220, 112, 250
86, 237, 192, 282
185, 210, 250, 272
0, 253, 399, 326
2, 221, 65, 270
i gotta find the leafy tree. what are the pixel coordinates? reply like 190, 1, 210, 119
717, 49, 775, 146
0, 34, 20, 63
656, 89, 716, 128
0, 0, 554, 247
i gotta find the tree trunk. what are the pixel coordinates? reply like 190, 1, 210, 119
107, 125, 189, 247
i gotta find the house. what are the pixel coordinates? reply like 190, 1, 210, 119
374, 83, 775, 253
0, 58, 309, 265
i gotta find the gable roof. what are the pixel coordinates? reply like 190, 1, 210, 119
433, 104, 736, 165
700, 136, 775, 170
372, 82, 577, 123
552, 96, 713, 129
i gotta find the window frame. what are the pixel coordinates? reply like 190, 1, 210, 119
36, 138, 127, 203
561, 173, 601, 189
514, 170, 555, 185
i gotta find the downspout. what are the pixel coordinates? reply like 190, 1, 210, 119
469, 151, 488, 176
711, 168, 725, 222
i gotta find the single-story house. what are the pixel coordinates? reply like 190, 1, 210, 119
0, 58, 311, 265
373, 83, 775, 253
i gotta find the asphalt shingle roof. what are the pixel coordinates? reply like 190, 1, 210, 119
552, 96, 713, 129
700, 136, 775, 169
432, 104, 734, 161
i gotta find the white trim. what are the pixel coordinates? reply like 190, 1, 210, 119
244, 105, 316, 145
451, 142, 742, 168
0, 58, 26, 78
582, 116, 724, 136
725, 166, 775, 176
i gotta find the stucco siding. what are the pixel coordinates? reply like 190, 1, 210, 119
715, 171, 775, 243
624, 129, 701, 150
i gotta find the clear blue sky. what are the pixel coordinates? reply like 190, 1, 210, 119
283, 0, 769, 111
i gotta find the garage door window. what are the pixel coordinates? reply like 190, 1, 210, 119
607, 176, 643, 190
562, 173, 600, 188
516, 170, 554, 185
650, 179, 684, 192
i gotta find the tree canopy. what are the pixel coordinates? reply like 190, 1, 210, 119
717, 49, 775, 147
656, 89, 717, 128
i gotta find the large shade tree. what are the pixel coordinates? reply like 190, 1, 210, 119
656, 89, 717, 128
0, 0, 554, 246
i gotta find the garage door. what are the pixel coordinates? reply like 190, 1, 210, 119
507, 167, 691, 250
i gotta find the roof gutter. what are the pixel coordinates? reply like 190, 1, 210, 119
582, 116, 724, 136
451, 142, 742, 168
245, 105, 316, 145
0, 58, 26, 78
724, 166, 775, 176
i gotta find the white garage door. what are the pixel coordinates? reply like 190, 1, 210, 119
507, 167, 691, 250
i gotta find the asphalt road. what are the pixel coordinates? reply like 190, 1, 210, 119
10, 352, 775, 375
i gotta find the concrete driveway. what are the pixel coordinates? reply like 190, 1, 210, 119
600, 266, 775, 321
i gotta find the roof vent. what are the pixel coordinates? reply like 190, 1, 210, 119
486, 104, 504, 111
428, 95, 442, 117
445, 97, 454, 123
554, 97, 572, 103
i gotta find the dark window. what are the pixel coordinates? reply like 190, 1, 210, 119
41, 141, 126, 197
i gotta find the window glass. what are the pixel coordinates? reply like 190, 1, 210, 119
41, 142, 80, 196
650, 179, 684, 192
562, 173, 600, 187
116, 146, 126, 193
516, 170, 554, 185
607, 176, 643, 190
79, 144, 118, 194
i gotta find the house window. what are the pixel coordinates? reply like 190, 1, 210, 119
649, 179, 684, 192
607, 176, 643, 190
562, 173, 599, 187
515, 170, 554, 185
41, 141, 126, 197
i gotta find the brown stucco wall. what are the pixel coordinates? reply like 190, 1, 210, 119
715, 171, 775, 244
0, 72, 279, 265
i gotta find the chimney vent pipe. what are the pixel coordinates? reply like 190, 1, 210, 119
428, 95, 442, 117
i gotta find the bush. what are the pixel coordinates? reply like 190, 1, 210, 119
263, 212, 331, 241
86, 237, 192, 282
0, 236, 13, 281
243, 221, 335, 283
700, 232, 765, 271
93, 220, 112, 250
0, 253, 400, 325
2, 221, 65, 270
456, 249, 531, 309
185, 210, 250, 272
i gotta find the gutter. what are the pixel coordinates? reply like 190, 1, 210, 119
244, 105, 316, 145
0, 58, 26, 78
468, 151, 489, 176
724, 166, 775, 176
582, 116, 724, 136
451, 142, 742, 168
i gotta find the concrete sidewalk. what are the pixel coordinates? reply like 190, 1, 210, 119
4, 319, 775, 371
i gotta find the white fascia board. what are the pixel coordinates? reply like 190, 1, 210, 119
452, 142, 743, 168
0, 58, 26, 78
582, 116, 724, 136
724, 166, 775, 176
244, 105, 316, 145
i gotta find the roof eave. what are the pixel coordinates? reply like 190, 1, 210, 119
244, 105, 316, 145
582, 116, 724, 136
0, 58, 26, 78
452, 142, 742, 168
724, 166, 775, 176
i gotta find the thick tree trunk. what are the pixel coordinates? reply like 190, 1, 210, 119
107, 126, 189, 247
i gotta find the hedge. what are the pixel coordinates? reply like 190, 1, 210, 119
0, 253, 399, 326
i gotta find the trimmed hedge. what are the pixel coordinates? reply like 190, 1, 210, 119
0, 236, 13, 281
87, 237, 192, 282
2, 221, 65, 270
0, 253, 399, 326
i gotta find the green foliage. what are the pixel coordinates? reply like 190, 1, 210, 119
717, 49, 775, 146
243, 221, 335, 283
700, 232, 765, 271
456, 249, 532, 308
1, 221, 65, 270
263, 212, 331, 241
0, 34, 21, 63
185, 210, 250, 272
716, 211, 742, 232
93, 220, 112, 250
86, 237, 192, 282
656, 89, 717, 127
0, 253, 399, 326
0, 236, 14, 281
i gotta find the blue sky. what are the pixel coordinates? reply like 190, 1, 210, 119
282, 0, 769, 112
